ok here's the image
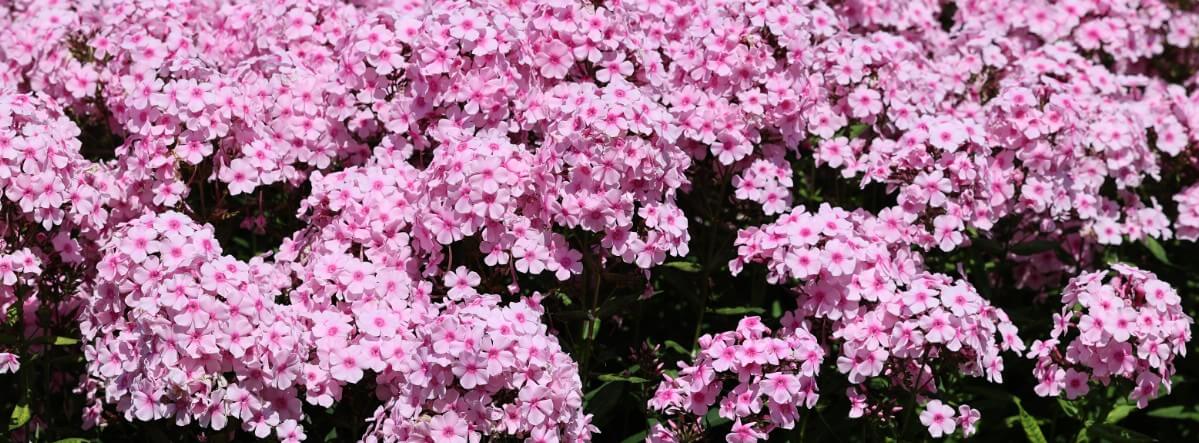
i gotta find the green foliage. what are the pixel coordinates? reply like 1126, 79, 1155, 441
1013, 396, 1048, 443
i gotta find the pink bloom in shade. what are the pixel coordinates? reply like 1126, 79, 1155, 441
536, 40, 573, 79
848, 86, 883, 118
1103, 308, 1137, 343
932, 214, 964, 252
0, 257, 16, 285
847, 387, 867, 418
1131, 373, 1162, 409
820, 239, 857, 276
443, 264, 479, 298
448, 9, 484, 41
276, 419, 306, 443
357, 307, 394, 338
787, 247, 822, 278
760, 372, 799, 403
596, 52, 634, 82
122, 227, 159, 263
913, 170, 951, 207
339, 261, 377, 295
855, 347, 887, 380
0, 352, 18, 374
818, 137, 852, 168
130, 389, 161, 421
1034, 366, 1065, 397
428, 412, 468, 443
453, 357, 490, 389
550, 246, 583, 281
922, 309, 957, 344
928, 119, 967, 152
330, 347, 364, 383
221, 158, 259, 195
1142, 279, 1180, 309
706, 339, 738, 372
903, 286, 940, 314
920, 400, 957, 438
1063, 369, 1090, 399
957, 405, 981, 437
726, 418, 765, 443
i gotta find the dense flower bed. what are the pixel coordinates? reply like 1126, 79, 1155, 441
1, 0, 1198, 442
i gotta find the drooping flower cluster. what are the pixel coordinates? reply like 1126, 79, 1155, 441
1028, 264, 1193, 408
647, 316, 824, 442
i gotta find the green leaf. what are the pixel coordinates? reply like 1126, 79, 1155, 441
584, 382, 623, 424
704, 407, 731, 428
1105, 403, 1137, 424
1013, 397, 1048, 443
52, 439, 94, 443
1058, 398, 1081, 419
53, 336, 79, 346
583, 318, 602, 340
584, 381, 613, 402
662, 340, 690, 356
1147, 405, 1199, 422
847, 123, 870, 139
1085, 423, 1154, 442
1141, 237, 1171, 265
708, 306, 765, 316
597, 374, 649, 384
8, 403, 30, 431
661, 261, 701, 273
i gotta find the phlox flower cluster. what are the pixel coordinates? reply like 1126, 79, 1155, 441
1028, 264, 1192, 408
0, 93, 114, 232
723, 203, 1023, 438
918, 400, 979, 438
3, 0, 699, 276
1175, 184, 1199, 242
0, 0, 1196, 441
80, 212, 315, 436
81, 212, 591, 441
711, 0, 1199, 256
359, 294, 592, 443
0, 91, 109, 389
0, 247, 42, 376
647, 316, 824, 443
